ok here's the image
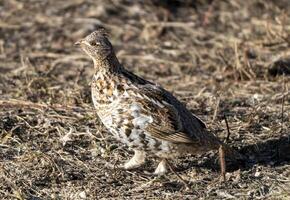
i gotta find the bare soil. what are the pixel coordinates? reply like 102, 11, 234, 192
0, 0, 289, 199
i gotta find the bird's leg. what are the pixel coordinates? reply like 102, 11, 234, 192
124, 150, 146, 169
154, 159, 168, 175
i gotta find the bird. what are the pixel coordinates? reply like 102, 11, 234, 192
75, 29, 243, 177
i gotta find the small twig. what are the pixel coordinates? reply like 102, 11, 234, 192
212, 97, 220, 122
223, 114, 231, 143
165, 159, 191, 190
131, 177, 158, 192
219, 145, 226, 182
0, 99, 90, 113
202, 0, 216, 26
217, 51, 232, 69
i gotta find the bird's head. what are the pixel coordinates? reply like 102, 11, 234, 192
75, 29, 114, 63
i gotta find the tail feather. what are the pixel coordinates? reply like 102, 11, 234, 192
203, 129, 245, 166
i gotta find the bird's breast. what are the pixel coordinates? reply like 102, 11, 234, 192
91, 74, 119, 106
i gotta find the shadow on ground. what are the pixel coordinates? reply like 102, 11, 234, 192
188, 135, 290, 172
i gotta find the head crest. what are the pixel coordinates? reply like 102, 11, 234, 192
90, 27, 109, 38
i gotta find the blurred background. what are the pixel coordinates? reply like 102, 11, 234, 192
0, 0, 289, 199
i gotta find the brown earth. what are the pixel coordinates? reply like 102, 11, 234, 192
0, 0, 289, 199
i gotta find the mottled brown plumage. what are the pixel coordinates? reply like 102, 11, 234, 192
76, 29, 243, 175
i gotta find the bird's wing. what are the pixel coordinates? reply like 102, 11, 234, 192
131, 84, 195, 144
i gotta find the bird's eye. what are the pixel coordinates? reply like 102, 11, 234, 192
90, 41, 97, 46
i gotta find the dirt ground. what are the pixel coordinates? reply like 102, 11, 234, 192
0, 0, 290, 199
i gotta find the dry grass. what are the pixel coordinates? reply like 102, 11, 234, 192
0, 0, 289, 199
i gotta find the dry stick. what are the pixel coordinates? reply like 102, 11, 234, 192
202, 0, 216, 26
165, 159, 190, 190
218, 114, 232, 182
0, 99, 90, 113
212, 97, 220, 122
219, 145, 226, 182
223, 114, 231, 143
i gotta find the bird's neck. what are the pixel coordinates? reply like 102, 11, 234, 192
93, 53, 123, 74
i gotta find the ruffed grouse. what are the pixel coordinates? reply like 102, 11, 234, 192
75, 29, 242, 176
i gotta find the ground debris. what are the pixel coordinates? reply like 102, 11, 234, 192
0, 0, 289, 199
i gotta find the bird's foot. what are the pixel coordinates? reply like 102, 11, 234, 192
154, 159, 168, 175
124, 150, 146, 170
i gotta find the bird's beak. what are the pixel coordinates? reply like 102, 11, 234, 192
74, 39, 84, 46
